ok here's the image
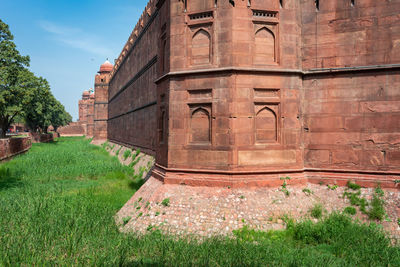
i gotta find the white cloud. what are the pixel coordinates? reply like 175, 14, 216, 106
38, 20, 113, 57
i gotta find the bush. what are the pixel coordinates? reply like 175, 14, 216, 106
347, 181, 361, 190
310, 204, 323, 219
343, 206, 357, 215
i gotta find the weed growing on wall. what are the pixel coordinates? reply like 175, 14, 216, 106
123, 149, 132, 160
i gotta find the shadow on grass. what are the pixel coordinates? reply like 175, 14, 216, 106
0, 166, 22, 191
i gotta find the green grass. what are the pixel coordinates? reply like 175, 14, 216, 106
0, 137, 399, 266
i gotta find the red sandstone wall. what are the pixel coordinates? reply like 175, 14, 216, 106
0, 137, 31, 161
303, 70, 400, 174
30, 133, 54, 143
58, 122, 85, 136
93, 72, 110, 140
301, 0, 400, 69
107, 0, 164, 154
165, 0, 304, 172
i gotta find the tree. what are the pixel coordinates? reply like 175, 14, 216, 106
24, 76, 53, 133
0, 19, 30, 137
49, 99, 72, 133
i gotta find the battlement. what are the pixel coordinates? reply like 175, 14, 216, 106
110, 0, 157, 80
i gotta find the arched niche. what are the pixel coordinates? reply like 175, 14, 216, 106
254, 27, 276, 64
190, 107, 211, 143
192, 29, 211, 65
255, 106, 277, 142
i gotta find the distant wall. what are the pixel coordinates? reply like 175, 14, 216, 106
0, 137, 32, 162
30, 133, 54, 143
107, 0, 166, 155
58, 122, 85, 136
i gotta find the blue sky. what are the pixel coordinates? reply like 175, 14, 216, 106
0, 0, 149, 120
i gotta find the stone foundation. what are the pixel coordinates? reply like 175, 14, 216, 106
117, 177, 400, 238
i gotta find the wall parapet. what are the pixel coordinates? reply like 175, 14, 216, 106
0, 137, 32, 162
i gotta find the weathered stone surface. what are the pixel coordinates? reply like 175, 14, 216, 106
103, 0, 400, 187
0, 137, 31, 161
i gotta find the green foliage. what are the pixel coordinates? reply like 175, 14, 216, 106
302, 188, 313, 196
327, 184, 338, 190
101, 140, 109, 149
115, 147, 121, 156
343, 190, 368, 214
369, 192, 385, 221
161, 198, 170, 207
347, 181, 361, 190
129, 156, 141, 168
310, 204, 323, 219
343, 206, 357, 215
123, 149, 131, 160
239, 195, 245, 199
343, 185, 386, 221
0, 19, 31, 137
122, 216, 131, 226
0, 137, 399, 266
0, 20, 70, 136
280, 176, 291, 196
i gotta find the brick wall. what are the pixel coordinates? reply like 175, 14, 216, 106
0, 137, 31, 161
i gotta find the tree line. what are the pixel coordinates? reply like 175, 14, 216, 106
0, 19, 72, 138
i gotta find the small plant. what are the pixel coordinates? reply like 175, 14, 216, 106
115, 147, 122, 156
343, 206, 357, 215
137, 212, 143, 218
310, 203, 323, 219
374, 184, 384, 198
101, 140, 109, 149
343, 190, 368, 214
155, 211, 160, 216
239, 195, 245, 199
302, 188, 313, 196
138, 197, 142, 202
327, 184, 338, 190
122, 216, 131, 225
161, 198, 170, 207
347, 181, 361, 190
318, 181, 324, 186
394, 180, 400, 185
145, 201, 150, 209
369, 193, 385, 221
123, 149, 132, 160
280, 176, 291, 196
397, 218, 400, 227
241, 219, 246, 223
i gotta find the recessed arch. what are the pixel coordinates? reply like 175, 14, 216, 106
254, 27, 276, 64
192, 29, 211, 65
255, 106, 277, 142
190, 107, 211, 143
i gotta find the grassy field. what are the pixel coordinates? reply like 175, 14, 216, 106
0, 137, 399, 266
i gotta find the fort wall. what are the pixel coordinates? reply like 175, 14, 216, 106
103, 0, 400, 187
